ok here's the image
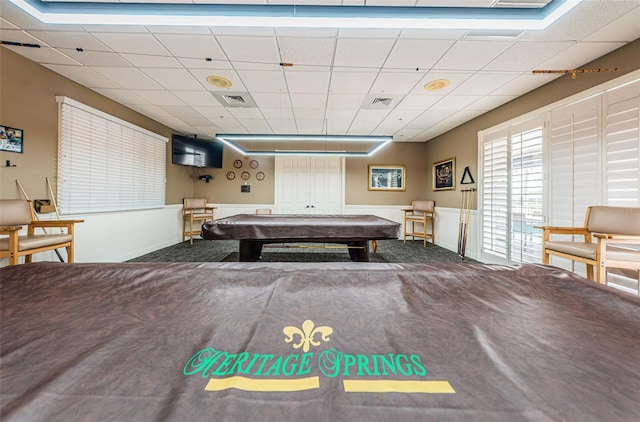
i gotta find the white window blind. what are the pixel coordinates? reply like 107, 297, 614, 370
57, 97, 167, 214
481, 130, 509, 260
605, 80, 640, 206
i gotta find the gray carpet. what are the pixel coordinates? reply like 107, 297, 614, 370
128, 239, 476, 263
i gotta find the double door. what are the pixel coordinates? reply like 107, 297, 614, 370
275, 156, 343, 214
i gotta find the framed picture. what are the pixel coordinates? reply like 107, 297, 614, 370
368, 164, 406, 191
433, 157, 455, 191
0, 125, 23, 154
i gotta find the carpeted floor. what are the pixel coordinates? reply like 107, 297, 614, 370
128, 239, 476, 263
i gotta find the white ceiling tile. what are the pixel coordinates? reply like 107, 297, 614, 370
216, 35, 280, 64
178, 114, 216, 127
296, 119, 324, 133
327, 94, 366, 109
384, 39, 455, 70
268, 119, 298, 134
396, 95, 443, 110
261, 107, 295, 120
92, 33, 169, 56
211, 27, 275, 37
0, 16, 19, 30
329, 71, 377, 94
338, 28, 401, 39
392, 129, 424, 142
334, 38, 395, 69
120, 53, 182, 68
404, 109, 458, 130
583, 6, 640, 42
63, 50, 131, 67
193, 107, 239, 123
490, 73, 558, 96
370, 71, 424, 94
373, 109, 425, 134
172, 91, 223, 107
450, 73, 519, 96
157, 105, 198, 118
275, 28, 339, 38
433, 40, 513, 70
251, 92, 292, 108
239, 118, 272, 132
431, 95, 483, 110
399, 28, 467, 39
81, 25, 149, 33
277, 37, 336, 67
27, 31, 111, 51
146, 26, 212, 35
466, 95, 518, 111
484, 41, 575, 71
290, 93, 327, 109
1, 28, 49, 45
92, 88, 151, 105
177, 57, 233, 70
348, 109, 392, 135
285, 71, 331, 94
192, 127, 221, 138
2, 45, 78, 66
93, 67, 162, 89
293, 108, 325, 120
228, 108, 264, 119
43, 64, 121, 89
141, 68, 204, 90
129, 90, 186, 105
535, 42, 627, 71
154, 33, 225, 60
236, 70, 286, 93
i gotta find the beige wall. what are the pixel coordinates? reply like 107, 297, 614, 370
425, 39, 640, 209
0, 48, 192, 205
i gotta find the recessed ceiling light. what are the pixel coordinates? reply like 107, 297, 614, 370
424, 79, 450, 91
207, 75, 232, 89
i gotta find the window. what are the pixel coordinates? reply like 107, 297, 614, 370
56, 96, 167, 214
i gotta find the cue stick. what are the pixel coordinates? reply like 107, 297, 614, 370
46, 177, 64, 233
16, 179, 65, 262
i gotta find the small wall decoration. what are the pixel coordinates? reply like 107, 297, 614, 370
460, 166, 475, 185
241, 171, 250, 181
0, 125, 23, 153
233, 159, 243, 168
226, 171, 236, 180
256, 171, 265, 181
433, 157, 455, 191
249, 160, 259, 169
368, 165, 406, 192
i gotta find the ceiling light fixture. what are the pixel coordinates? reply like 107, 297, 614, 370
207, 75, 232, 89
424, 79, 451, 91
214, 134, 393, 157
8, 0, 583, 30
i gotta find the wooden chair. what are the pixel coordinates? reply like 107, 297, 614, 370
0, 199, 83, 265
183, 198, 216, 245
402, 200, 435, 247
537, 206, 640, 284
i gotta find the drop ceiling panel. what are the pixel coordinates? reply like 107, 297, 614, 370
0, 28, 48, 45
129, 89, 186, 106
140, 68, 204, 90
374, 108, 425, 133
235, 70, 285, 93
292, 108, 325, 120
490, 73, 558, 96
177, 57, 233, 70
404, 109, 459, 130
211, 27, 275, 37
261, 107, 295, 120
534, 42, 627, 71
384, 39, 454, 69
284, 71, 331, 94
92, 88, 151, 105
275, 28, 339, 38
0, 17, 18, 30
157, 105, 199, 118
172, 91, 223, 107
433, 40, 513, 70
154, 33, 225, 59
431, 95, 483, 110
269, 119, 298, 134
251, 92, 292, 108
277, 37, 336, 67
81, 25, 149, 33
410, 71, 474, 95
28, 31, 111, 51
238, 118, 272, 132
120, 53, 182, 68
393, 129, 424, 142
92, 33, 170, 56
189, 68, 246, 91
484, 41, 575, 71
396, 95, 443, 110
327, 94, 366, 109
228, 108, 264, 119
93, 67, 162, 89
66, 50, 132, 67
2, 45, 78, 66
370, 71, 424, 95
329, 71, 377, 94
334, 38, 395, 69
583, 7, 640, 42
289, 93, 327, 109
145, 25, 212, 35
337, 28, 402, 39
215, 35, 280, 64
44, 64, 122, 89
348, 109, 392, 134
466, 95, 518, 111
450, 73, 519, 96
296, 119, 324, 133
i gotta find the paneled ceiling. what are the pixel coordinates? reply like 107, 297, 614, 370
1, 0, 639, 142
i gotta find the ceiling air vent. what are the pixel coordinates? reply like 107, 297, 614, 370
211, 92, 257, 108
371, 97, 393, 106
361, 95, 402, 110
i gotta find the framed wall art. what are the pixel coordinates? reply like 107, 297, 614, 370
433, 157, 455, 191
0, 125, 23, 153
368, 164, 406, 191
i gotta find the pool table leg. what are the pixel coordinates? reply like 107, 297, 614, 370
239, 240, 263, 262
347, 241, 369, 262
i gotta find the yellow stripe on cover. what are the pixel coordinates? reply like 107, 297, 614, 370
343, 380, 455, 394
205, 376, 320, 392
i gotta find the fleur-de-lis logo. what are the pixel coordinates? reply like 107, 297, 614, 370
283, 320, 333, 352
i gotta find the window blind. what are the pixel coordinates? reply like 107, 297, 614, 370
56, 97, 167, 214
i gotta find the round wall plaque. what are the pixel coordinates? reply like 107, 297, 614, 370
241, 171, 250, 180
256, 171, 265, 181
226, 171, 236, 180
233, 159, 243, 168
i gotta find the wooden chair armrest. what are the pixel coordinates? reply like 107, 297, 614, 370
535, 226, 589, 235
205, 206, 217, 211
31, 220, 84, 228
0, 226, 22, 233
401, 208, 414, 213
593, 233, 640, 241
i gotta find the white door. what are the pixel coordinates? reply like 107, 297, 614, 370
276, 156, 344, 214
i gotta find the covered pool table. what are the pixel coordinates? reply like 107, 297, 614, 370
201, 214, 401, 262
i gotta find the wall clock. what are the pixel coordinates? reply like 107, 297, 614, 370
241, 171, 250, 180
233, 159, 243, 168
249, 160, 259, 169
256, 171, 265, 181
226, 171, 236, 180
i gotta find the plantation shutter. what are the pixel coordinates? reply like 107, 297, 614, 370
57, 96, 167, 214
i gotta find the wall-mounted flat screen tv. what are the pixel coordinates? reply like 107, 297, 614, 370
172, 134, 223, 168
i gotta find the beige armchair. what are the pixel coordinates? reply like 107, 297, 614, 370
538, 206, 640, 284
402, 200, 435, 247
0, 199, 83, 265
183, 198, 216, 245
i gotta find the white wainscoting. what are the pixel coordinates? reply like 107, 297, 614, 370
1, 203, 479, 266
